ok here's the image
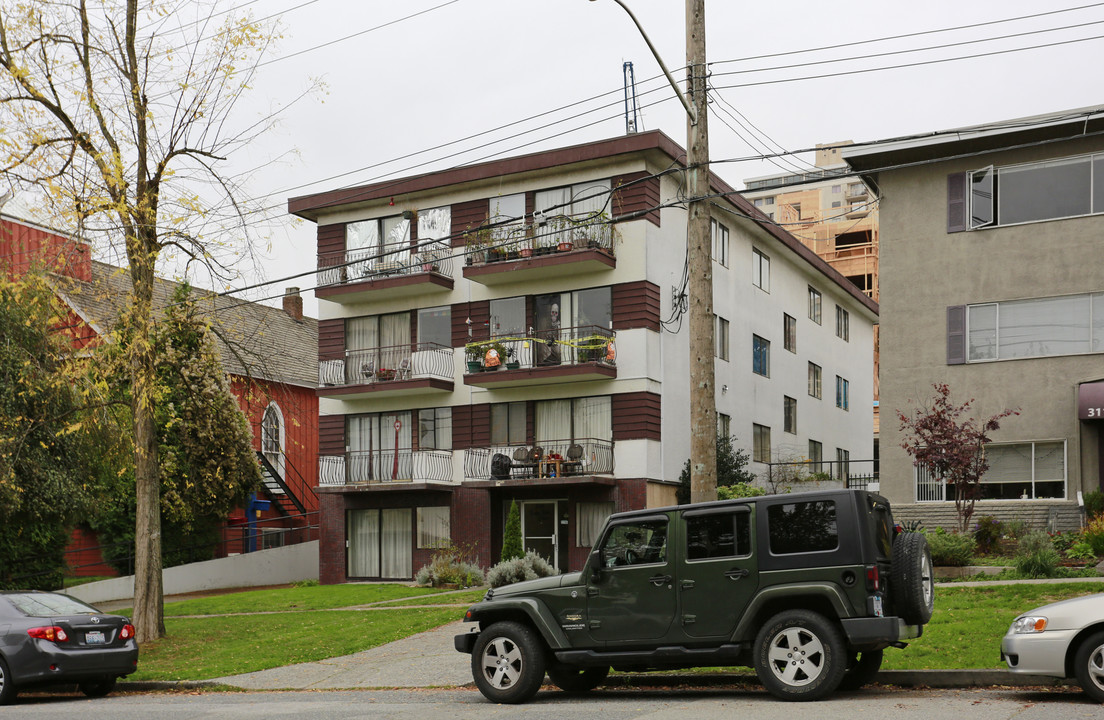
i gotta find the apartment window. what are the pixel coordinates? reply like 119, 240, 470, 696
808, 363, 822, 399
754, 198, 764, 207
961, 292, 1104, 362
417, 306, 451, 348
753, 423, 771, 463
417, 408, 452, 451
916, 442, 1067, 502
346, 214, 410, 260
836, 376, 849, 410
752, 249, 770, 291
715, 316, 730, 361
832, 184, 841, 194
577, 501, 615, 546
718, 413, 731, 439
711, 219, 729, 267
784, 396, 797, 435
837, 448, 850, 481
784, 314, 797, 353
752, 335, 770, 377
809, 440, 823, 471
808, 287, 822, 324
836, 305, 849, 341
965, 153, 1104, 230
535, 180, 612, 248
535, 396, 612, 446
490, 402, 526, 446
791, 203, 802, 219
764, 196, 775, 206
417, 506, 450, 548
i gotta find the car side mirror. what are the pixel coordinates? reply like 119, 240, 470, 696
589, 550, 605, 583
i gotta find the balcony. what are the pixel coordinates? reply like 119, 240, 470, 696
464, 325, 616, 388
315, 244, 454, 304
845, 183, 868, 201
318, 450, 454, 489
318, 342, 454, 399
463, 439, 615, 487
462, 214, 616, 286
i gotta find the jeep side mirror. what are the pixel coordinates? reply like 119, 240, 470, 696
589, 550, 604, 583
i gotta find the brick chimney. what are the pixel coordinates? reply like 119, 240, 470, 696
282, 287, 303, 321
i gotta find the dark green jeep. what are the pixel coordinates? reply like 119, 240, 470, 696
455, 488, 933, 703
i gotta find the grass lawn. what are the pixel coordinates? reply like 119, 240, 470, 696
129, 607, 459, 681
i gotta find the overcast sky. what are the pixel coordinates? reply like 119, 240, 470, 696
221, 0, 1104, 317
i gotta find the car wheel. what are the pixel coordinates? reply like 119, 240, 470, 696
891, 532, 934, 625
836, 649, 883, 691
1074, 630, 1104, 703
754, 609, 846, 701
546, 662, 609, 693
79, 677, 117, 698
471, 621, 547, 704
0, 655, 16, 706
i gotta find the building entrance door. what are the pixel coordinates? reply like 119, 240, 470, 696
521, 501, 558, 571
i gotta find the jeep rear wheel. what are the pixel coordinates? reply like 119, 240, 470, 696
471, 621, 546, 704
891, 532, 934, 625
754, 609, 846, 701
547, 662, 609, 693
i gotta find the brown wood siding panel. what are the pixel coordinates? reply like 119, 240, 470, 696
613, 172, 661, 226
612, 281, 661, 332
318, 318, 345, 360
451, 404, 490, 450
612, 392, 661, 441
318, 223, 345, 255
452, 199, 487, 249
451, 300, 491, 346
319, 415, 345, 455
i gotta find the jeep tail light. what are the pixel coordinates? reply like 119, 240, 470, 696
865, 565, 880, 592
120, 624, 135, 640
28, 626, 69, 642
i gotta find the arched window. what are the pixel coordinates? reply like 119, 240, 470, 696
261, 402, 285, 476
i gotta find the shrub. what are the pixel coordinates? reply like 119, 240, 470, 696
925, 528, 976, 566
501, 500, 523, 562
1083, 515, 1104, 557
414, 542, 485, 588
972, 516, 1003, 555
486, 551, 556, 588
1015, 531, 1061, 578
292, 578, 319, 588
717, 482, 766, 500
1049, 530, 1077, 554
1067, 540, 1098, 562
1085, 490, 1104, 519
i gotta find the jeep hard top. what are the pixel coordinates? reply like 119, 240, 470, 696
456, 488, 933, 703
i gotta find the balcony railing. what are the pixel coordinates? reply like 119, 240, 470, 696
318, 450, 454, 486
317, 244, 453, 288
464, 438, 614, 480
465, 213, 616, 265
465, 325, 615, 371
319, 342, 453, 387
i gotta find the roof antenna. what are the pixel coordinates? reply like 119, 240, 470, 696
623, 61, 641, 134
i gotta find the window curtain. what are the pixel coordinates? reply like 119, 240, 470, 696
577, 501, 613, 547
348, 415, 378, 482
379, 312, 411, 369
571, 180, 611, 217
381, 508, 412, 578
417, 506, 450, 548
347, 316, 380, 352
346, 509, 380, 578
574, 396, 611, 442
535, 187, 571, 247
417, 206, 451, 252
536, 399, 572, 446
381, 216, 410, 263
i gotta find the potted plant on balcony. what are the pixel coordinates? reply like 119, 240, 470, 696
505, 345, 520, 370
376, 367, 396, 381
465, 344, 484, 373
464, 224, 493, 265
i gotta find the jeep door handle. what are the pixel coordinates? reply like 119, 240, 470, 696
725, 568, 750, 581
648, 574, 672, 587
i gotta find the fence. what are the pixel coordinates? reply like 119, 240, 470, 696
319, 342, 453, 387
318, 450, 454, 486
316, 244, 453, 287
464, 438, 615, 480
760, 458, 878, 493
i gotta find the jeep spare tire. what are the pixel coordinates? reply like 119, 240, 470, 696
891, 531, 934, 625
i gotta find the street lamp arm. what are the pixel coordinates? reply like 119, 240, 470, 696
593, 0, 697, 124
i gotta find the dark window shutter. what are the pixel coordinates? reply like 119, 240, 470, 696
947, 305, 966, 365
947, 172, 967, 233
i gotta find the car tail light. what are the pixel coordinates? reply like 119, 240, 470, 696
865, 564, 880, 592
28, 626, 69, 642
120, 624, 135, 640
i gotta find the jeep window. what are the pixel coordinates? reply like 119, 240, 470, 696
600, 519, 667, 567
767, 500, 838, 554
870, 500, 894, 559
686, 509, 751, 560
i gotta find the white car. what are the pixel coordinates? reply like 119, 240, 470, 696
1001, 592, 1104, 702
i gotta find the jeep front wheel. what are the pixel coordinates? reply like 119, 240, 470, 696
471, 621, 546, 704
547, 662, 609, 693
754, 609, 846, 701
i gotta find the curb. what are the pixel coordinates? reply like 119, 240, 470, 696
118, 669, 1072, 693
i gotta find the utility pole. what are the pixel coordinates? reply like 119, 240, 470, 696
595, 0, 716, 502
685, 0, 717, 503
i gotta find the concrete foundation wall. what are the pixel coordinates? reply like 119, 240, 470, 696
66, 541, 320, 605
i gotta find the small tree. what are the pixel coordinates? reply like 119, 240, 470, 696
501, 500, 523, 561
898, 383, 1018, 532
677, 435, 756, 504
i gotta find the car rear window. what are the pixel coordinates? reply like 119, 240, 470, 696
5, 593, 100, 617
767, 500, 838, 554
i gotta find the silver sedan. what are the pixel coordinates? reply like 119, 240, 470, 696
1001, 591, 1104, 702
